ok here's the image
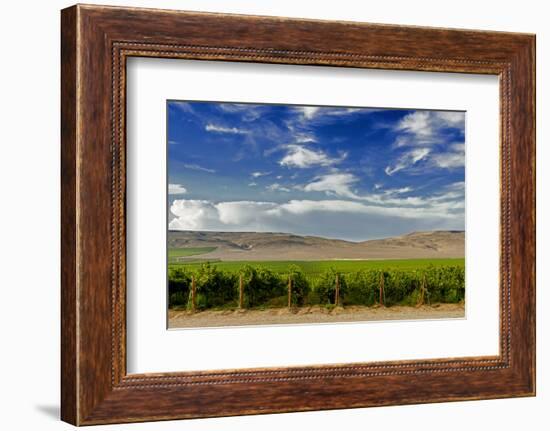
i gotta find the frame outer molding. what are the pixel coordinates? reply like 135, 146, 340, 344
61, 4, 535, 426
60, 5, 78, 424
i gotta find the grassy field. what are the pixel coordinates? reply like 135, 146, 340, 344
168, 257, 465, 275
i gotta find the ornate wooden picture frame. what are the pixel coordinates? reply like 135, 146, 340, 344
61, 4, 535, 425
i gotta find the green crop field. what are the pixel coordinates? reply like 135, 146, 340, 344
167, 250, 466, 310
168, 258, 464, 275
168, 258, 465, 310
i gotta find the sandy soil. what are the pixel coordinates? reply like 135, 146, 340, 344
168, 303, 465, 329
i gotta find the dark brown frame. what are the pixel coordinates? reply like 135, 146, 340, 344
61, 4, 536, 426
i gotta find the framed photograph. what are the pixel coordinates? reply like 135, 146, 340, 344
61, 4, 535, 425
164, 100, 467, 330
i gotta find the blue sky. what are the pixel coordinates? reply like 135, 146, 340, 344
167, 100, 465, 241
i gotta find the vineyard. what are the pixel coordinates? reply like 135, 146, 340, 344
168, 260, 465, 311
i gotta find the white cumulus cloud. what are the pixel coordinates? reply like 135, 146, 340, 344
168, 183, 187, 195
168, 198, 464, 241
169, 200, 219, 230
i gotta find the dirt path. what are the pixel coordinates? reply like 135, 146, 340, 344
168, 303, 464, 329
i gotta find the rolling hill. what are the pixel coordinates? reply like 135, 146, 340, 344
168, 230, 465, 261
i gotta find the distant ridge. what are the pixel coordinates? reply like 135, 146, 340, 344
168, 230, 465, 261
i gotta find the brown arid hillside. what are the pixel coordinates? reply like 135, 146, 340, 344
168, 230, 465, 261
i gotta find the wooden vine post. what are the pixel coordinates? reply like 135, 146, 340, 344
418, 273, 427, 307
191, 275, 196, 312
287, 275, 292, 309
239, 274, 244, 309
379, 271, 385, 306
335, 274, 340, 306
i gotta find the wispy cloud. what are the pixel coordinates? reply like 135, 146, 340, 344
182, 163, 216, 173
216, 103, 266, 122
447, 181, 465, 191
171, 101, 194, 114
296, 106, 321, 120
394, 110, 465, 147
434, 111, 465, 128
385, 148, 431, 176
384, 141, 464, 176
293, 106, 379, 123
386, 106, 465, 176
205, 123, 250, 134
396, 111, 433, 140
382, 187, 414, 196
251, 171, 271, 178
302, 173, 359, 199
279, 145, 347, 168
299, 173, 458, 212
431, 143, 465, 169
266, 183, 291, 192
295, 133, 317, 143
